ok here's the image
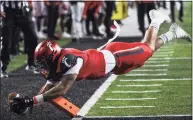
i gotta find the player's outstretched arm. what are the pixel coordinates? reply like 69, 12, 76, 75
41, 74, 77, 102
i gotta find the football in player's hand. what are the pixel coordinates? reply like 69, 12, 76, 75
8, 92, 20, 105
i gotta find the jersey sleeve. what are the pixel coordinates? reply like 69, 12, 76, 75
60, 54, 78, 74
64, 58, 83, 75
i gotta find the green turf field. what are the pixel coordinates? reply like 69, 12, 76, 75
87, 2, 192, 117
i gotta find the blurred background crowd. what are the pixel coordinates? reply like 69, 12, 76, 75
0, 0, 184, 77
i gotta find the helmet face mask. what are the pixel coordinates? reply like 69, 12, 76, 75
34, 54, 53, 73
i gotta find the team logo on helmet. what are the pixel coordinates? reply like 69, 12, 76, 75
47, 42, 54, 51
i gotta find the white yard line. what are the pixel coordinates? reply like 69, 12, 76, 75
157, 49, 174, 51
132, 69, 168, 72
163, 44, 192, 46
116, 84, 162, 87
152, 55, 171, 57
85, 115, 192, 118
112, 90, 161, 93
100, 106, 155, 109
105, 98, 157, 101
120, 78, 192, 82
77, 74, 117, 116
154, 51, 174, 54
149, 57, 192, 60
144, 64, 169, 67
145, 61, 170, 63
125, 73, 167, 76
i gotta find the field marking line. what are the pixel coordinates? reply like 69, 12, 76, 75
105, 98, 157, 101
163, 44, 192, 46
132, 69, 168, 72
77, 74, 118, 116
100, 106, 155, 109
112, 90, 161, 93
152, 55, 171, 57
85, 115, 192, 118
149, 57, 192, 60
125, 73, 167, 76
145, 61, 170, 63
120, 78, 192, 82
144, 64, 169, 67
116, 84, 162, 87
154, 53, 173, 55
158, 47, 174, 49
157, 49, 174, 51
154, 51, 174, 54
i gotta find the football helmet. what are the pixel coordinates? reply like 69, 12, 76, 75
34, 40, 61, 72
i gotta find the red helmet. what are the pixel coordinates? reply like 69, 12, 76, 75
34, 40, 61, 71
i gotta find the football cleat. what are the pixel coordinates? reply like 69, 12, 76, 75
25, 65, 39, 74
149, 9, 171, 24
0, 71, 8, 78
169, 23, 192, 42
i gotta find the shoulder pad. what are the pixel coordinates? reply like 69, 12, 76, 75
60, 54, 77, 73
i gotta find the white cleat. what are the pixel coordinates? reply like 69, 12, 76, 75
25, 65, 39, 74
149, 9, 171, 24
0, 71, 8, 78
169, 23, 192, 42
62, 32, 71, 38
38, 32, 47, 39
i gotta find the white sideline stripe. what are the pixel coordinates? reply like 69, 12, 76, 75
133, 69, 168, 72
144, 64, 169, 67
85, 115, 192, 118
77, 74, 117, 116
149, 57, 192, 60
116, 84, 162, 87
125, 73, 167, 76
120, 78, 192, 82
105, 98, 157, 101
145, 61, 170, 63
112, 90, 161, 93
100, 106, 155, 109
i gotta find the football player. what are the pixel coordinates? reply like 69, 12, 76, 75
8, 10, 191, 114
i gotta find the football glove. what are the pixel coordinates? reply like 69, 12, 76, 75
9, 95, 34, 115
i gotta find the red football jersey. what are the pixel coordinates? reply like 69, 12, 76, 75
55, 48, 106, 81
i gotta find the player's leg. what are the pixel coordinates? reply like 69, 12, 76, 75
154, 23, 192, 51
140, 9, 171, 52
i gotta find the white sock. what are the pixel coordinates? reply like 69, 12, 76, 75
149, 19, 161, 30
159, 31, 176, 44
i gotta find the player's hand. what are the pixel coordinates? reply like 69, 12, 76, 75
9, 95, 34, 115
